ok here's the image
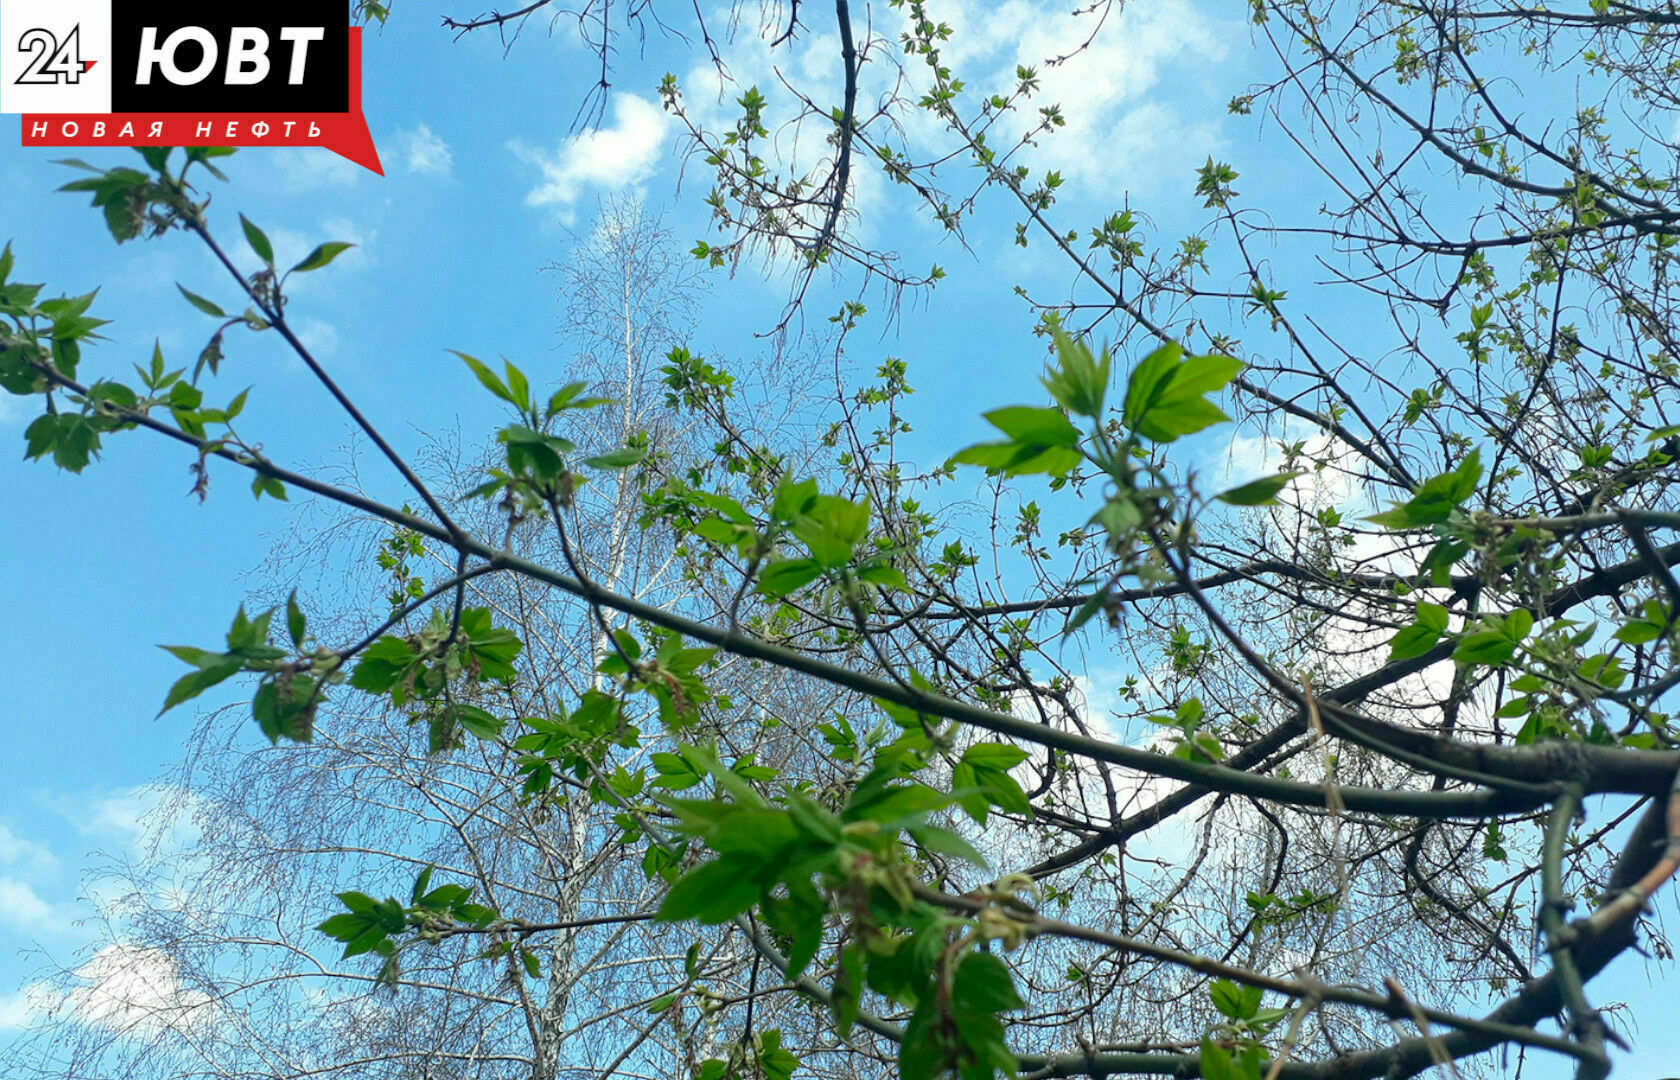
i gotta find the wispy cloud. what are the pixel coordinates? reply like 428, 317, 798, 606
294, 316, 340, 361
0, 984, 54, 1032
0, 822, 58, 875
55, 944, 216, 1037
511, 94, 670, 222
394, 123, 454, 176
0, 877, 57, 933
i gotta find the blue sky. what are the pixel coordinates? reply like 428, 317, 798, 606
0, 1, 1674, 1075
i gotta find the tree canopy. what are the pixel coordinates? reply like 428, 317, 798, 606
4, 2, 1680, 1080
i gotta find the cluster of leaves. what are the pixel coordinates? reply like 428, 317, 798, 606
1145, 697, 1225, 764
949, 328, 1302, 633
349, 607, 523, 752
5, 150, 356, 489
317, 864, 503, 987
160, 597, 328, 742
681, 475, 907, 602
1199, 979, 1290, 1080
692, 1029, 801, 1080
458, 352, 646, 511
56, 148, 225, 244
653, 739, 1029, 1080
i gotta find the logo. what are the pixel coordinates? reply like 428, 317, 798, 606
13, 25, 94, 84
1, 1, 381, 174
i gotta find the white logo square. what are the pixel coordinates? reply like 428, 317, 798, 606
0, 0, 113, 114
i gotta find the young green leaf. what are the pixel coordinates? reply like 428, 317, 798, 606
239, 214, 275, 266
1217, 470, 1304, 507
177, 284, 228, 318
451, 350, 516, 406
290, 241, 354, 274
656, 856, 761, 923
286, 589, 306, 648
583, 447, 648, 469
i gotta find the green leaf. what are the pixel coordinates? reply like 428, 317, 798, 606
842, 782, 955, 826
962, 743, 1031, 770
1210, 978, 1261, 1019
953, 951, 1023, 1013
951, 401, 1088, 478
785, 792, 842, 845
452, 704, 505, 741
949, 440, 1083, 478
290, 242, 354, 274
546, 380, 610, 414
982, 405, 1080, 448
583, 447, 648, 469
454, 902, 498, 926
846, 564, 903, 594
421, 883, 473, 910
1123, 343, 1242, 443
286, 590, 306, 648
1389, 602, 1449, 660
502, 361, 530, 412
251, 474, 288, 501
1123, 342, 1182, 428
317, 912, 370, 942
1454, 630, 1516, 667
158, 654, 243, 714
1217, 470, 1304, 506
1200, 1040, 1240, 1080
1041, 328, 1110, 417
451, 350, 515, 405
23, 415, 60, 462
1367, 450, 1483, 529
350, 636, 416, 694
906, 823, 988, 868
657, 856, 761, 923
177, 284, 228, 318
411, 865, 434, 904
239, 214, 275, 266
341, 924, 389, 959
792, 495, 871, 566
757, 558, 824, 598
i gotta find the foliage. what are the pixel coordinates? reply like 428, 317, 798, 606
7, 4, 1680, 1080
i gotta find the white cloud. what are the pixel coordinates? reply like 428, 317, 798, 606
83, 789, 159, 840
0, 393, 21, 426
56, 944, 216, 1036
0, 877, 57, 931
1003, 672, 1203, 869
511, 93, 671, 221
75, 785, 204, 861
0, 984, 54, 1031
994, 2, 1230, 189
884, 1, 1230, 192
394, 123, 454, 176
294, 316, 340, 360
0, 822, 58, 874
